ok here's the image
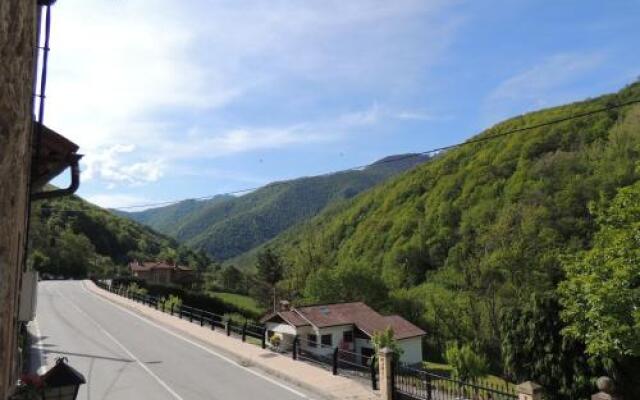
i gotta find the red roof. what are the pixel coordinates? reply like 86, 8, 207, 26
262, 302, 425, 340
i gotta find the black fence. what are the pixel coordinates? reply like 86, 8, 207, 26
97, 282, 267, 348
97, 281, 379, 391
393, 363, 517, 400
293, 336, 378, 390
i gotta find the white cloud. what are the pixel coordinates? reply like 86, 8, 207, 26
81, 144, 163, 185
486, 52, 606, 115
43, 0, 461, 189
83, 193, 156, 210
392, 111, 439, 121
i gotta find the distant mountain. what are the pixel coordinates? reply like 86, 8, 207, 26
120, 153, 430, 261
29, 193, 210, 278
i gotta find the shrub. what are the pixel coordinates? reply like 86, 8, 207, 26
162, 294, 182, 312
444, 342, 488, 382
269, 334, 281, 348
128, 282, 148, 296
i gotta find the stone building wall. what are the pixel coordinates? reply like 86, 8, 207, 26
0, 0, 37, 397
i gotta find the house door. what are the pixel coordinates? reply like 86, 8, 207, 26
360, 347, 374, 366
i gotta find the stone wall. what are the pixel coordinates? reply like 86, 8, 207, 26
0, 0, 37, 397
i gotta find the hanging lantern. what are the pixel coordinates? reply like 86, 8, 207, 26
40, 358, 86, 400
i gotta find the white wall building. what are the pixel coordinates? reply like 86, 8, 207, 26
261, 302, 425, 365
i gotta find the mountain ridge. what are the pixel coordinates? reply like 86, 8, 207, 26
120, 152, 431, 260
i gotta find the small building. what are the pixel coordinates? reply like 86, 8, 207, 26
129, 261, 195, 286
260, 302, 426, 364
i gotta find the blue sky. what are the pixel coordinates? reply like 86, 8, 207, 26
45, 0, 640, 209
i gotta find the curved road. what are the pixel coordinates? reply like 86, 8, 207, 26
30, 281, 315, 400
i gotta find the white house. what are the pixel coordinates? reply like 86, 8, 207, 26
260, 302, 426, 364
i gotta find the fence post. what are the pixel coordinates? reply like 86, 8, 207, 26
200, 311, 205, 327
378, 347, 394, 400
170, 303, 175, 316
156, 298, 160, 310
370, 355, 377, 390
590, 377, 620, 400
225, 321, 231, 336
261, 328, 266, 349
242, 322, 247, 342
517, 381, 543, 400
178, 305, 183, 319
292, 336, 298, 360
332, 347, 339, 375
210, 316, 215, 331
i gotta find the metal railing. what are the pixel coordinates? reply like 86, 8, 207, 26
393, 362, 517, 400
96, 282, 267, 349
292, 336, 378, 390
97, 281, 378, 391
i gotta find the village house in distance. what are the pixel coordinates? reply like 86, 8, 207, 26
261, 302, 426, 364
129, 261, 195, 286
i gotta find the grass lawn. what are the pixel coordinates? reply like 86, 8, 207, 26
422, 361, 516, 391
209, 291, 265, 315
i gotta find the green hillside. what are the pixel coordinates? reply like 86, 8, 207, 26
249, 82, 640, 398
122, 153, 430, 261
115, 195, 233, 233
28, 194, 211, 278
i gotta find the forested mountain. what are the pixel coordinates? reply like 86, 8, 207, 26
113, 195, 233, 234
28, 194, 210, 278
239, 82, 640, 398
121, 153, 430, 261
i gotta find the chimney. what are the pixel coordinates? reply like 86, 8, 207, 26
279, 300, 290, 312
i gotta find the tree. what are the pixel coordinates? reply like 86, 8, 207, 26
255, 248, 284, 309
256, 248, 284, 285
558, 180, 640, 398
444, 342, 488, 382
559, 181, 640, 358
501, 294, 595, 400
371, 327, 403, 363
220, 265, 243, 292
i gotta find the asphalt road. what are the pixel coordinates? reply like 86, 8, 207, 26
30, 281, 314, 400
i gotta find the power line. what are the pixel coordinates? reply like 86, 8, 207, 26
40, 96, 640, 214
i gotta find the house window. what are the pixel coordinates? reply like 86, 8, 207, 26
343, 331, 353, 342
307, 334, 317, 347
321, 334, 332, 347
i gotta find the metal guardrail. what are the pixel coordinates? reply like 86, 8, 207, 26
96, 282, 267, 349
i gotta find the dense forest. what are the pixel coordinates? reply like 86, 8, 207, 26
28, 193, 210, 278
121, 153, 430, 261
235, 82, 640, 398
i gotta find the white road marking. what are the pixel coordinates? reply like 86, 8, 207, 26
55, 286, 185, 400
80, 282, 313, 399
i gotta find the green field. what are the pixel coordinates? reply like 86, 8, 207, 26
208, 291, 265, 316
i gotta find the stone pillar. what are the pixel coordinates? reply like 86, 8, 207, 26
517, 381, 543, 400
378, 347, 393, 400
592, 376, 622, 400
0, 0, 38, 398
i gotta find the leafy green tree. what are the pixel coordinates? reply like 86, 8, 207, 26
220, 265, 244, 292
444, 342, 488, 382
255, 248, 284, 308
559, 180, 640, 358
501, 294, 595, 400
371, 327, 404, 361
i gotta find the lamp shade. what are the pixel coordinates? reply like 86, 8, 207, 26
40, 358, 86, 400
